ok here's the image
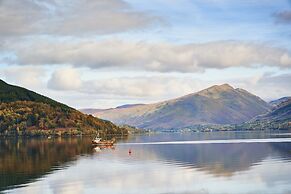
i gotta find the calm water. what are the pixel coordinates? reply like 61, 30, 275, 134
1, 131, 291, 194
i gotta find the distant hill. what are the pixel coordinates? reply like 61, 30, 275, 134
269, 97, 291, 107
264, 98, 291, 121
94, 84, 271, 130
79, 108, 105, 115
116, 104, 145, 109
80, 104, 144, 115
0, 80, 127, 137
241, 97, 291, 130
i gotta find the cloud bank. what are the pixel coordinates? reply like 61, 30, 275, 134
4, 40, 291, 73
46, 67, 291, 102
0, 0, 159, 37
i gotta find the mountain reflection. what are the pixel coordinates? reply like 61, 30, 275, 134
0, 138, 94, 191
155, 143, 291, 176
115, 142, 291, 177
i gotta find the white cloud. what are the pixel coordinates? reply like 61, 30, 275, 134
0, 0, 160, 37
44, 66, 209, 102
0, 0, 45, 37
81, 77, 206, 98
2, 65, 290, 108
53, 0, 160, 35
4, 40, 291, 73
46, 68, 206, 98
225, 72, 291, 101
46, 66, 291, 101
47, 67, 82, 90
280, 53, 291, 65
89, 74, 291, 102
1, 66, 45, 88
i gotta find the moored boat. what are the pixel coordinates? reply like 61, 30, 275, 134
92, 137, 115, 146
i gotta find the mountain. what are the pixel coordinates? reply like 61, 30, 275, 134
241, 97, 291, 130
269, 97, 291, 107
80, 104, 145, 115
115, 104, 145, 109
0, 79, 127, 137
94, 84, 271, 130
266, 98, 291, 121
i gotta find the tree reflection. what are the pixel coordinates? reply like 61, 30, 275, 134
0, 138, 94, 191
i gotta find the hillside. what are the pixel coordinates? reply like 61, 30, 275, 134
269, 97, 291, 107
0, 80, 127, 137
0, 80, 70, 110
94, 84, 271, 130
240, 98, 291, 130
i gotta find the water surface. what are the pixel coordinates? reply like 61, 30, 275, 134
1, 131, 291, 194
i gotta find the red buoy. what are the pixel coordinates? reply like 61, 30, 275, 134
128, 149, 132, 155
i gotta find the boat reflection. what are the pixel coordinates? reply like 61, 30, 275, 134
93, 145, 115, 152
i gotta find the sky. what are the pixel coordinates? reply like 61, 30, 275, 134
0, 0, 291, 109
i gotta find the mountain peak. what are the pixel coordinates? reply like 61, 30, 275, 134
210, 83, 234, 91
95, 84, 271, 130
197, 84, 234, 96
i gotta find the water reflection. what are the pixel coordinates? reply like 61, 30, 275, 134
115, 143, 291, 176
93, 145, 115, 152
1, 133, 291, 194
0, 138, 94, 191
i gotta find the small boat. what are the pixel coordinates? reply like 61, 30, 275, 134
92, 137, 102, 144
92, 137, 115, 146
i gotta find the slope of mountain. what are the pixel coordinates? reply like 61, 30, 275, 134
94, 84, 271, 130
0, 80, 70, 110
116, 104, 145, 109
239, 98, 291, 130
0, 80, 127, 136
262, 98, 291, 121
269, 97, 291, 107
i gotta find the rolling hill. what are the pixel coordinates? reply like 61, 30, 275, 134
91, 84, 271, 130
80, 104, 144, 115
0, 80, 70, 110
0, 79, 127, 136
269, 97, 291, 107
241, 97, 291, 130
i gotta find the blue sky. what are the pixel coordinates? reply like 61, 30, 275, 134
125, 0, 291, 44
0, 0, 290, 108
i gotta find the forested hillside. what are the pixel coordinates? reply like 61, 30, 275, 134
240, 98, 291, 130
0, 80, 127, 137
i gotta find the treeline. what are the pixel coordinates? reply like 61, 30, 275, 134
236, 120, 291, 131
173, 120, 290, 132
0, 101, 128, 137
